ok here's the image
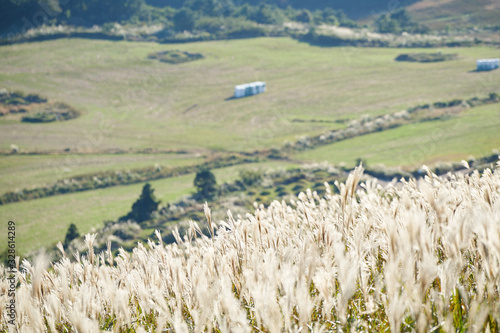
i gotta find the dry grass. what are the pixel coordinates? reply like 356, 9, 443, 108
2, 163, 500, 332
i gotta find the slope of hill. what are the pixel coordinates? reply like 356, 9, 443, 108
407, 0, 500, 29
2, 38, 499, 153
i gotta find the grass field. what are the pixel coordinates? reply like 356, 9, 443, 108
0, 161, 297, 254
0, 153, 203, 192
295, 103, 500, 168
1, 38, 499, 153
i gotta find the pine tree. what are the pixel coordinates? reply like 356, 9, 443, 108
129, 183, 160, 223
64, 223, 80, 247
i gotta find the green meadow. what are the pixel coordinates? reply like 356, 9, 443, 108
0, 153, 203, 192
295, 103, 500, 168
1, 38, 499, 152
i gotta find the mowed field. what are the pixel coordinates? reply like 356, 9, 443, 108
1, 36, 500, 254
1, 37, 499, 152
0, 153, 203, 192
295, 103, 500, 168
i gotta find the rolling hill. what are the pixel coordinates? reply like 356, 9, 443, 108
407, 0, 500, 29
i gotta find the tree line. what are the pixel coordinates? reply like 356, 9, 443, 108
1, 0, 426, 37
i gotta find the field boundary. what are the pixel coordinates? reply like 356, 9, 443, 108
0, 154, 262, 206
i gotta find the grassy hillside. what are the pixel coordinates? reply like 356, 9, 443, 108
1, 38, 499, 153
407, 0, 500, 29
295, 103, 500, 168
0, 153, 203, 192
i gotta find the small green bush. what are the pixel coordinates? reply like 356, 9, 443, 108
22, 112, 57, 123
21, 102, 80, 123
239, 169, 263, 186
148, 50, 204, 64
395, 53, 458, 63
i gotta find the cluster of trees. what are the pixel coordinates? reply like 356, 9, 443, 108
147, 0, 420, 20
1, 0, 429, 38
1, 0, 360, 35
118, 168, 218, 225
374, 9, 429, 34
0, 0, 143, 32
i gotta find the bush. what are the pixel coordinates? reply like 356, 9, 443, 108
21, 102, 80, 123
195, 16, 224, 33
148, 50, 204, 64
222, 17, 268, 38
239, 169, 263, 186
395, 53, 458, 63
22, 112, 57, 123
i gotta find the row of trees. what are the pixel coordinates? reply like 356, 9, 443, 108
0, 0, 143, 31
1, 0, 427, 37
374, 9, 429, 34
1, 0, 361, 35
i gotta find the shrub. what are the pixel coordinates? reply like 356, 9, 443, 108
148, 50, 204, 64
21, 102, 80, 123
395, 53, 458, 63
195, 16, 224, 33
239, 169, 263, 186
22, 112, 57, 123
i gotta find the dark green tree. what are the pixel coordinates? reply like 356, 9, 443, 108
375, 13, 401, 33
64, 223, 80, 247
184, 0, 234, 17
128, 183, 160, 222
319, 7, 340, 25
375, 9, 428, 34
194, 169, 218, 201
295, 9, 313, 23
174, 7, 196, 31
251, 4, 284, 25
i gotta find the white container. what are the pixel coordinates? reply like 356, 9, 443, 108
234, 81, 266, 98
477, 58, 499, 71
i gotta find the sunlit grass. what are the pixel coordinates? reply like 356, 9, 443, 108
295, 103, 500, 168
